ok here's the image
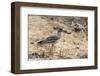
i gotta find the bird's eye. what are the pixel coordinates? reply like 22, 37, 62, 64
59, 28, 63, 30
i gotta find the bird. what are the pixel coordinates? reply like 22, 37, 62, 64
38, 27, 64, 44
37, 27, 67, 59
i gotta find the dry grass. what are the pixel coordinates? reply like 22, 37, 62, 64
28, 15, 88, 60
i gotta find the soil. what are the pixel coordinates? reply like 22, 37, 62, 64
28, 15, 88, 60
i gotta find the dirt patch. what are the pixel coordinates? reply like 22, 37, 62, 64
28, 15, 88, 60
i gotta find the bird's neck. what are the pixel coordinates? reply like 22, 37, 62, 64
57, 31, 61, 38
52, 30, 61, 38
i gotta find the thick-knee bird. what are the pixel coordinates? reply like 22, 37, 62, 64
38, 27, 65, 44
37, 27, 67, 59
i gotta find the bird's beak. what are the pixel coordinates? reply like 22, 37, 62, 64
62, 30, 72, 34
62, 30, 67, 33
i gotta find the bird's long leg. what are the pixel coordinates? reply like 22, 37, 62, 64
49, 44, 52, 59
49, 43, 54, 59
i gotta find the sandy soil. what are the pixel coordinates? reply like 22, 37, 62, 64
28, 15, 88, 60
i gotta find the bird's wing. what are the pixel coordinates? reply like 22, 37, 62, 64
46, 36, 59, 41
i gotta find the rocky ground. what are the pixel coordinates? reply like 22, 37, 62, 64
28, 15, 88, 60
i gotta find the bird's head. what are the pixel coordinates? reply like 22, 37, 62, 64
53, 26, 67, 33
53, 26, 72, 34
58, 28, 64, 32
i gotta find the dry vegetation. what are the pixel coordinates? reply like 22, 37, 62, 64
28, 15, 88, 60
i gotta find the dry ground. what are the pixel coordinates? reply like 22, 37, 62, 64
28, 15, 88, 60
